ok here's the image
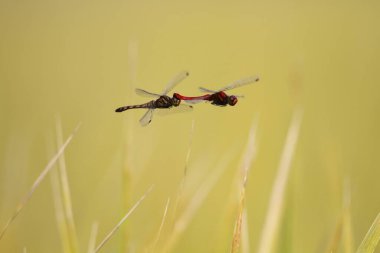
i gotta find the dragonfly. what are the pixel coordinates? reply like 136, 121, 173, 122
115, 71, 193, 126
173, 75, 260, 106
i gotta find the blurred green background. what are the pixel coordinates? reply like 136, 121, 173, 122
1, 0, 379, 252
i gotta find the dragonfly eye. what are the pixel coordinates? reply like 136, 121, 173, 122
228, 96, 238, 106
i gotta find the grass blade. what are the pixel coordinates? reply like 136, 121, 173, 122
87, 222, 99, 253
257, 109, 303, 253
343, 178, 354, 253
356, 213, 380, 253
184, 119, 195, 177
231, 118, 258, 253
50, 163, 70, 253
56, 117, 79, 253
231, 189, 246, 253
172, 120, 195, 229
241, 208, 250, 253
322, 178, 354, 253
94, 185, 154, 253
151, 198, 171, 252
0, 123, 81, 242
325, 217, 343, 253
163, 150, 233, 253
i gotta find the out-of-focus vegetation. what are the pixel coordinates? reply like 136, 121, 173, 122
0, 0, 379, 252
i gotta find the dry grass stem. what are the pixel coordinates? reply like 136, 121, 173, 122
87, 222, 99, 253
172, 120, 195, 229
240, 117, 259, 186
356, 213, 380, 253
241, 208, 250, 253
323, 178, 354, 253
257, 109, 303, 253
0, 123, 81, 242
152, 198, 171, 252
326, 217, 343, 253
231, 118, 258, 253
164, 151, 233, 253
231, 189, 246, 253
50, 165, 70, 253
94, 185, 154, 253
184, 119, 195, 177
56, 117, 79, 253
343, 177, 354, 253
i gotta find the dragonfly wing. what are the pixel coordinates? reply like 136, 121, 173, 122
155, 104, 193, 116
135, 88, 161, 98
176, 104, 194, 112
161, 71, 189, 95
139, 109, 154, 126
218, 75, 260, 92
199, 87, 217, 93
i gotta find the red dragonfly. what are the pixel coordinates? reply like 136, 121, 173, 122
115, 71, 193, 126
173, 75, 259, 106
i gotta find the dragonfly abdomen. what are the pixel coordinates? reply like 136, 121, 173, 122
115, 101, 155, 112
173, 93, 212, 101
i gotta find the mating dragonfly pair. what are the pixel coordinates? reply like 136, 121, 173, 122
115, 71, 260, 126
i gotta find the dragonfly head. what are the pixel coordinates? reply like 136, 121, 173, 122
228, 95, 238, 106
172, 96, 181, 107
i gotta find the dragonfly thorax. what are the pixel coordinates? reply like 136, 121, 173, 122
154, 95, 180, 108
172, 96, 181, 106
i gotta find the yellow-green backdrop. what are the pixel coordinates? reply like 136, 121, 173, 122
0, 0, 379, 252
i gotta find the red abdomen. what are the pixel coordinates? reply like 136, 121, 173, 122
173, 93, 212, 101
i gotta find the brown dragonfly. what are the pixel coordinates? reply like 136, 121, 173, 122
115, 71, 193, 126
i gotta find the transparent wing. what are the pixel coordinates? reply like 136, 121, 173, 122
155, 104, 193, 116
135, 88, 161, 98
217, 75, 260, 92
199, 87, 217, 93
161, 71, 189, 95
139, 109, 154, 126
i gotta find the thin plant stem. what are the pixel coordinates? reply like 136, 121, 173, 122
257, 109, 303, 253
94, 185, 154, 253
0, 123, 81, 242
